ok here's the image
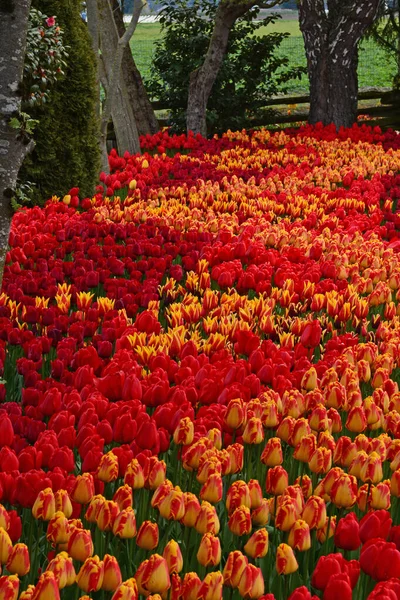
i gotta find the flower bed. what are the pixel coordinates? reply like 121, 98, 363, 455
1, 123, 400, 599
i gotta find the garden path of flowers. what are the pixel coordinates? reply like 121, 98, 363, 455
2, 124, 400, 600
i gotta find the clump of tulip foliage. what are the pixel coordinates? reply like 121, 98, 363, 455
1, 123, 400, 600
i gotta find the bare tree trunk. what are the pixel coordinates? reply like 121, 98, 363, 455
112, 0, 158, 135
299, 0, 383, 129
98, 0, 143, 171
0, 0, 33, 288
186, 0, 281, 136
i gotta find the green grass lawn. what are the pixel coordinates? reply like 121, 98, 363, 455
131, 20, 396, 93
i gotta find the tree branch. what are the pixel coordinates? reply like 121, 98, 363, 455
100, 0, 144, 168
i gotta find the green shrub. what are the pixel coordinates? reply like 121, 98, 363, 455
146, 0, 306, 134
20, 0, 100, 204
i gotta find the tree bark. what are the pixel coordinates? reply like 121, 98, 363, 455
186, 0, 282, 136
112, 0, 158, 136
0, 0, 32, 288
299, 0, 383, 129
98, 0, 142, 170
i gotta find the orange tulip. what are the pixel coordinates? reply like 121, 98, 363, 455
54, 490, 73, 518
180, 573, 201, 600
46, 511, 69, 545
111, 579, 138, 600
288, 520, 311, 551
163, 540, 183, 574
158, 488, 185, 521
67, 528, 94, 562
76, 556, 104, 592
139, 554, 171, 594
261, 437, 283, 467
102, 555, 122, 592
97, 451, 119, 483
0, 528, 12, 565
265, 466, 288, 496
136, 521, 159, 550
113, 485, 133, 511
302, 495, 326, 530
244, 528, 268, 559
242, 417, 264, 445
0, 576, 19, 600
251, 499, 270, 527
276, 543, 298, 575
226, 481, 251, 514
6, 543, 30, 576
173, 417, 194, 446
181, 492, 201, 528
237, 564, 264, 599
96, 500, 120, 532
46, 551, 76, 589
32, 488, 56, 521
31, 572, 60, 600
224, 398, 246, 429
197, 571, 223, 600
200, 474, 223, 504
223, 551, 248, 588
195, 502, 220, 535
197, 533, 221, 567
71, 473, 95, 505
124, 459, 145, 489
112, 507, 137, 539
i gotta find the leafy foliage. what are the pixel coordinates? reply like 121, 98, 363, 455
366, 0, 400, 88
23, 9, 68, 108
20, 0, 100, 205
146, 0, 306, 134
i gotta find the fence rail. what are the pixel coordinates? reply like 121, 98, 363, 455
151, 87, 400, 130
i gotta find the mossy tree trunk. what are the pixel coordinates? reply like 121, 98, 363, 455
0, 0, 32, 289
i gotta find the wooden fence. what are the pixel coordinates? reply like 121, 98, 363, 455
152, 87, 400, 130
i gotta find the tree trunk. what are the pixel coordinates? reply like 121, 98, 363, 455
299, 0, 383, 129
98, 0, 142, 170
186, 1, 255, 137
0, 0, 33, 288
112, 0, 159, 136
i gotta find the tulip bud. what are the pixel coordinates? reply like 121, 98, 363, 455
67, 528, 94, 562
251, 499, 270, 527
346, 406, 367, 433
139, 554, 170, 594
237, 564, 264, 600
180, 573, 201, 600
111, 579, 138, 600
302, 495, 326, 530
136, 521, 159, 550
173, 418, 194, 446
316, 515, 336, 544
200, 474, 223, 504
197, 571, 223, 600
113, 507, 137, 539
275, 498, 298, 532
391, 469, 400, 497
96, 500, 120, 532
102, 554, 122, 592
207, 428, 222, 450
223, 551, 248, 588
248, 479, 263, 509
32, 488, 56, 521
288, 520, 311, 551
6, 543, 30, 576
85, 495, 106, 524
113, 485, 133, 511
371, 481, 391, 510
244, 528, 268, 559
195, 502, 220, 535
163, 540, 183, 574
265, 466, 288, 496
197, 533, 221, 567
181, 493, 201, 528
226, 481, 251, 514
0, 507, 9, 532
261, 438, 283, 467
145, 458, 166, 490
242, 417, 264, 445
124, 459, 145, 489
330, 473, 358, 508
224, 398, 246, 430
308, 447, 332, 474
359, 451, 383, 484
54, 490, 73, 519
97, 451, 119, 483
31, 572, 60, 600
46, 551, 76, 589
18, 586, 35, 600
228, 506, 252, 536
197, 457, 221, 485
46, 511, 69, 545
293, 435, 316, 463
276, 543, 298, 575
158, 488, 185, 521
226, 443, 244, 474
0, 528, 12, 565
0, 575, 19, 600
71, 474, 95, 504
76, 556, 104, 592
